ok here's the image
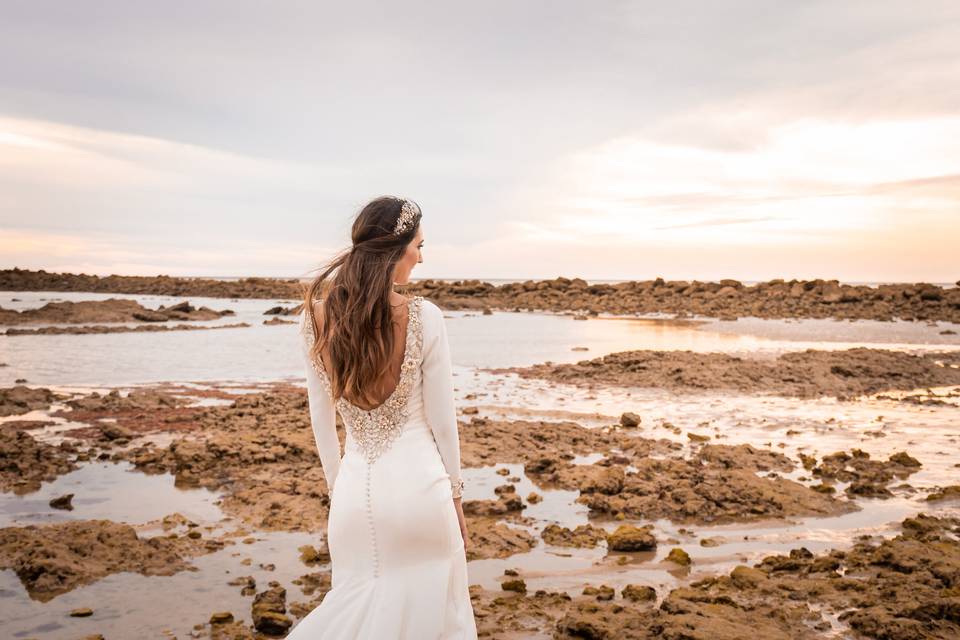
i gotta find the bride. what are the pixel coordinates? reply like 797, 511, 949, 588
288, 196, 478, 639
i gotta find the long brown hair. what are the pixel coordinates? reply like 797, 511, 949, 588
301, 196, 422, 408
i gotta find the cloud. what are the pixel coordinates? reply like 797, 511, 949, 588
2, 2, 959, 281
654, 216, 782, 230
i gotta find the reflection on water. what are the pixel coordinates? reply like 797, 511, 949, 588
0, 461, 223, 528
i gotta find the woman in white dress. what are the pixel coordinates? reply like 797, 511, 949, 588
288, 196, 478, 639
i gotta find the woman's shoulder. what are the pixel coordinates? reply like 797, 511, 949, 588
415, 296, 442, 317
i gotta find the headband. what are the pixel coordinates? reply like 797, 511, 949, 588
393, 200, 421, 235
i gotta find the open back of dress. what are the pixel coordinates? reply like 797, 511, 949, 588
289, 295, 477, 640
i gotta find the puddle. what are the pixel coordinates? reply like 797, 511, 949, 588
0, 461, 224, 528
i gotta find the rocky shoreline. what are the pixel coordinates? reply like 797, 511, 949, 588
0, 298, 235, 326
3, 267, 959, 322
2, 381, 958, 638
465, 511, 960, 639
490, 347, 960, 399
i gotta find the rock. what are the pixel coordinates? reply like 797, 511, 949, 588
582, 584, 615, 600
0, 429, 78, 494
100, 423, 135, 440
621, 584, 657, 602
730, 565, 766, 588
209, 611, 234, 624
889, 451, 921, 467
502, 578, 527, 593
606, 524, 657, 552
541, 524, 607, 548
252, 585, 292, 635
49, 493, 74, 510
0, 385, 60, 417
498, 347, 960, 399
619, 412, 641, 427
926, 485, 960, 501
464, 519, 537, 561
0, 518, 220, 601
666, 547, 691, 566
69, 607, 93, 616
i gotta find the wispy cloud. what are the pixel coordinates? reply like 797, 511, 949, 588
654, 216, 782, 231
2, 2, 959, 281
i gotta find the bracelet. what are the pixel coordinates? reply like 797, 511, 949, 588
451, 477, 465, 498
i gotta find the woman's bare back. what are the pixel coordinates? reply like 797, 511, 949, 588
311, 297, 412, 410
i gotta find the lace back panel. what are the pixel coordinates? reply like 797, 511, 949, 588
301, 296, 425, 463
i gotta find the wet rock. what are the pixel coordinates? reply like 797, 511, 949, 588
813, 449, 923, 499
619, 412, 641, 427
666, 547, 691, 566
0, 429, 78, 493
541, 523, 608, 548
6, 269, 960, 322
263, 305, 298, 316
6, 322, 250, 335
227, 575, 257, 596
622, 584, 657, 602
698, 444, 796, 472
562, 464, 625, 496
926, 485, 960, 501
729, 565, 766, 588
579, 455, 854, 525
0, 297, 232, 326
699, 536, 724, 547
606, 524, 657, 552
252, 585, 292, 635
465, 518, 537, 561
502, 578, 527, 593
209, 611, 234, 624
463, 490, 525, 516
0, 385, 61, 416
100, 423, 136, 440
582, 584, 616, 600
494, 347, 960, 398
49, 493, 74, 510
298, 542, 330, 565
0, 518, 223, 601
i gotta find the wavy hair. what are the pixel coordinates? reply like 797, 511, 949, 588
301, 195, 422, 408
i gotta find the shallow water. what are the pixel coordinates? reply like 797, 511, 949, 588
2, 290, 960, 637
2, 290, 959, 386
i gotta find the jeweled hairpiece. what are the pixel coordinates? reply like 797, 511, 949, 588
393, 200, 421, 235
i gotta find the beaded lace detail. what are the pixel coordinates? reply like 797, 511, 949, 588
302, 296, 424, 464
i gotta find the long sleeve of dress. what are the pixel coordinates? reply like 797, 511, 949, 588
420, 300, 465, 499
299, 313, 342, 494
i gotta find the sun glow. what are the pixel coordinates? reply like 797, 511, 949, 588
528, 116, 960, 246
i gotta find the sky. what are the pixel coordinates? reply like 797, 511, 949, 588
1, 1, 958, 283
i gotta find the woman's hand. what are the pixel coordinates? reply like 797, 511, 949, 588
453, 496, 469, 551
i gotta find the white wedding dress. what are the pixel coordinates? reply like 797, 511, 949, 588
288, 295, 478, 639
